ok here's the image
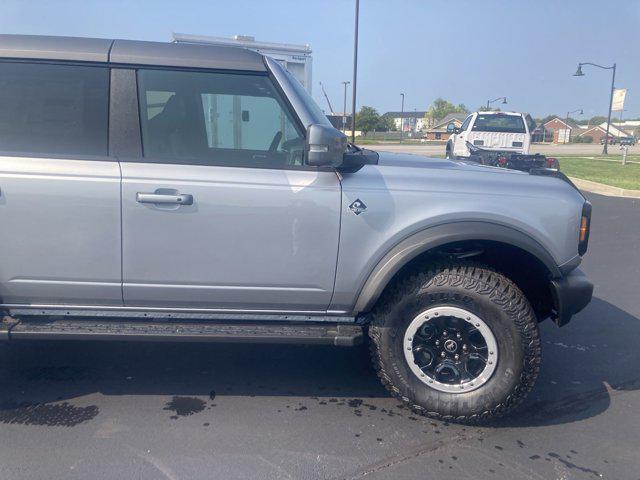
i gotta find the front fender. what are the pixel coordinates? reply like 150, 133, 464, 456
350, 221, 562, 314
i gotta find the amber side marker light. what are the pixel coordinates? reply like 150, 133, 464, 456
578, 202, 592, 255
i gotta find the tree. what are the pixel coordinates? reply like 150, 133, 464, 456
423, 98, 468, 127
355, 106, 380, 135
586, 115, 607, 126
538, 115, 559, 125
376, 114, 395, 132
478, 106, 501, 112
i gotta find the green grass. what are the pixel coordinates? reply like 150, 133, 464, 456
557, 156, 640, 190
354, 138, 444, 145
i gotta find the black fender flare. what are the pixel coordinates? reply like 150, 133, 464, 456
353, 221, 562, 313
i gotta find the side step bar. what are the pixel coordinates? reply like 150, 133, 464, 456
0, 317, 363, 347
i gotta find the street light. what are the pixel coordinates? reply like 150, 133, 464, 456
341, 81, 350, 133
573, 61, 617, 154
564, 108, 583, 144
486, 96, 507, 110
351, 0, 359, 143
400, 93, 405, 143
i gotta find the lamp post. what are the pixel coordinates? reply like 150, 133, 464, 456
564, 108, 583, 144
400, 93, 405, 143
573, 62, 616, 154
351, 0, 359, 143
486, 96, 507, 110
341, 81, 350, 133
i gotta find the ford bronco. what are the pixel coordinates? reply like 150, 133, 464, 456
0, 35, 593, 423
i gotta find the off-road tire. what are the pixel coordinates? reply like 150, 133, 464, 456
445, 144, 452, 159
368, 261, 541, 424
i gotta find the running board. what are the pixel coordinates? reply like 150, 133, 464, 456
0, 318, 363, 347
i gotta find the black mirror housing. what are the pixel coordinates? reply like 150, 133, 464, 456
446, 122, 459, 134
306, 124, 347, 167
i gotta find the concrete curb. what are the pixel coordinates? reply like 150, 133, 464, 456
568, 177, 640, 198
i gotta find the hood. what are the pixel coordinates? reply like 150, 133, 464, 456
375, 151, 524, 175
358, 150, 583, 205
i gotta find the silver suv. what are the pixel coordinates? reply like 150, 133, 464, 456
0, 35, 593, 423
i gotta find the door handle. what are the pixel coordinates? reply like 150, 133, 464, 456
136, 192, 194, 205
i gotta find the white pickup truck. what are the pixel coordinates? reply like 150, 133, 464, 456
446, 111, 536, 159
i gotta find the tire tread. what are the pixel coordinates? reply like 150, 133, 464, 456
368, 261, 541, 424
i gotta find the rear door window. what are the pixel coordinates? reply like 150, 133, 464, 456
0, 62, 109, 156
472, 114, 526, 133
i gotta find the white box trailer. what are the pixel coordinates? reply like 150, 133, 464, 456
171, 33, 312, 93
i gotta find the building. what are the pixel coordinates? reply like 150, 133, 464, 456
577, 123, 634, 143
384, 111, 428, 133
597, 122, 633, 138
423, 113, 468, 140
542, 117, 584, 143
577, 125, 611, 144
172, 33, 313, 93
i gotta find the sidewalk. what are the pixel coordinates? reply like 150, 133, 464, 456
569, 177, 640, 198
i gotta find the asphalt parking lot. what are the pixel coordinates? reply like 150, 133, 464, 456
0, 191, 638, 480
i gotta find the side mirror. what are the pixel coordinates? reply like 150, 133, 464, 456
306, 124, 347, 167
446, 122, 459, 134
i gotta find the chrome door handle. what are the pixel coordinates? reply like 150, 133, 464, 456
136, 192, 193, 205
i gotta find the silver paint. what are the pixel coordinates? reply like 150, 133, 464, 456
0, 156, 122, 305
120, 162, 341, 310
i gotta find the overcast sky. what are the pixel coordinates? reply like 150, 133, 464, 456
2, 0, 638, 119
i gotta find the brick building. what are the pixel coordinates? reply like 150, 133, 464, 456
542, 117, 583, 143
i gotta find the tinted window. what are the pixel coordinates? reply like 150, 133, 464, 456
138, 69, 305, 168
472, 114, 526, 133
0, 62, 109, 156
460, 115, 472, 131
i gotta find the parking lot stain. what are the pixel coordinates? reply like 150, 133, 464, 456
0, 401, 99, 427
547, 452, 601, 477
163, 396, 206, 418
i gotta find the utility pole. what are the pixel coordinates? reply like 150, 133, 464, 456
400, 93, 405, 143
351, 0, 359, 143
342, 81, 350, 133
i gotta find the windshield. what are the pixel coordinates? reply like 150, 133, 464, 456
472, 114, 526, 133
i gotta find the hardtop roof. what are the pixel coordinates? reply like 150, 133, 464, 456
0, 34, 267, 71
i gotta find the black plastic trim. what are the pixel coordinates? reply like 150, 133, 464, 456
549, 268, 594, 326
578, 201, 592, 256
109, 68, 142, 159
352, 221, 562, 313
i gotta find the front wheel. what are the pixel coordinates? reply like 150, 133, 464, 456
445, 144, 453, 159
369, 262, 541, 423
